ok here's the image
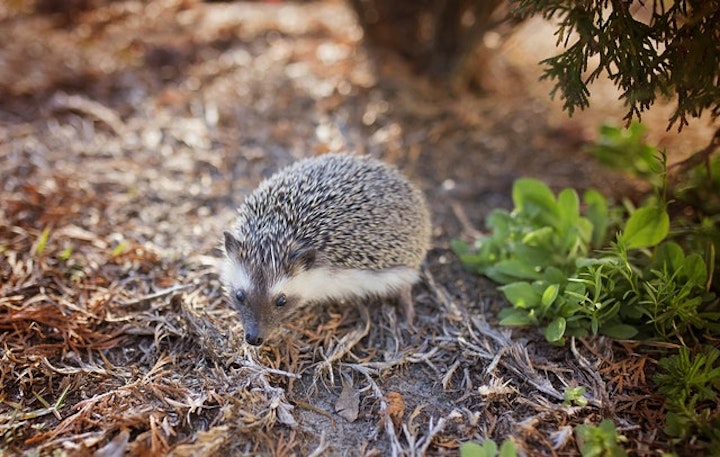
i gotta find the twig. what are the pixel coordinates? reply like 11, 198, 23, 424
450, 201, 484, 239
120, 284, 193, 306
669, 125, 720, 179
48, 92, 127, 136
295, 401, 336, 430
349, 364, 403, 457
307, 431, 329, 457
313, 304, 371, 383
569, 338, 606, 409
422, 263, 464, 319
405, 416, 446, 456
441, 360, 461, 390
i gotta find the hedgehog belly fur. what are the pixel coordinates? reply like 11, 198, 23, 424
269, 266, 420, 304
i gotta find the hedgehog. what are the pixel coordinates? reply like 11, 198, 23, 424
221, 152, 431, 346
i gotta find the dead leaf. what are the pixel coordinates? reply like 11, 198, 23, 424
335, 381, 360, 422
95, 429, 130, 457
170, 426, 229, 457
385, 392, 405, 429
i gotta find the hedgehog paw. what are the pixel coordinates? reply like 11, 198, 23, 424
399, 285, 415, 326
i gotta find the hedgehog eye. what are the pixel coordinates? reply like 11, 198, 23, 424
275, 294, 287, 307
235, 289, 246, 304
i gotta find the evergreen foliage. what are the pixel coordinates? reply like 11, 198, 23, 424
513, 0, 720, 130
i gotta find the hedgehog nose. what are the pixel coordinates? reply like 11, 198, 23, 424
244, 322, 263, 346
245, 334, 264, 346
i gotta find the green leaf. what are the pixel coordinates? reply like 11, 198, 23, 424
498, 308, 534, 326
681, 254, 708, 288
499, 440, 517, 457
563, 386, 587, 407
512, 178, 559, 226
512, 244, 556, 269
59, 245, 73, 261
541, 284, 560, 307
557, 188, 580, 228
482, 439, 498, 457
112, 240, 130, 257
500, 282, 541, 308
35, 227, 51, 255
652, 242, 685, 273
599, 323, 638, 339
521, 226, 555, 248
584, 189, 609, 247
460, 441, 487, 457
563, 280, 588, 302
663, 411, 692, 439
575, 419, 627, 457
543, 266, 568, 284
450, 239, 470, 257
545, 316, 567, 342
486, 209, 512, 237
623, 206, 669, 249
486, 259, 543, 283
575, 217, 595, 247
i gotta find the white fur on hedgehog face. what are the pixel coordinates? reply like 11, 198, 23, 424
220, 259, 253, 294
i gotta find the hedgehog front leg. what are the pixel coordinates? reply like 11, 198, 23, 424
399, 285, 415, 325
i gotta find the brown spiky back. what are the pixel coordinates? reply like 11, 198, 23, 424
230, 153, 431, 276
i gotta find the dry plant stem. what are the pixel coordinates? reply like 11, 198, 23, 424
570, 338, 606, 409
120, 284, 193, 306
349, 363, 403, 457
470, 316, 512, 348
461, 317, 567, 402
403, 417, 446, 457
345, 343, 438, 374
26, 388, 124, 446
451, 201, 485, 239
241, 349, 301, 380
421, 264, 464, 319
502, 345, 564, 402
313, 304, 371, 384
293, 400, 336, 429
306, 430, 329, 457
48, 92, 127, 136
441, 360, 462, 389
406, 345, 441, 373
669, 125, 720, 179
34, 431, 111, 454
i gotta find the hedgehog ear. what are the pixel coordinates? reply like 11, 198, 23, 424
224, 231, 244, 256
289, 245, 316, 270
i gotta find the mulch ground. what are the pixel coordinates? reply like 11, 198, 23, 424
1, 1, 715, 455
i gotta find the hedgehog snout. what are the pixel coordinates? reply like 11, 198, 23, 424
243, 320, 263, 346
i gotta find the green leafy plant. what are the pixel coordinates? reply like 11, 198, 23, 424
34, 227, 51, 255
452, 176, 605, 280
563, 386, 588, 407
454, 122, 720, 452
591, 122, 662, 186
574, 419, 627, 457
460, 439, 517, 457
675, 154, 720, 293
679, 153, 720, 218
453, 165, 719, 345
111, 239, 130, 257
654, 346, 720, 449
